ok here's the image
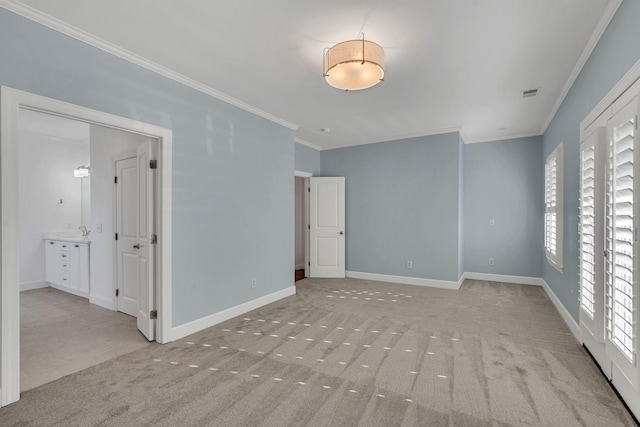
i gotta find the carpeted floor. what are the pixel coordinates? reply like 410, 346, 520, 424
0, 278, 636, 426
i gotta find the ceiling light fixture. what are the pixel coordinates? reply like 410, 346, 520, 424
323, 35, 384, 91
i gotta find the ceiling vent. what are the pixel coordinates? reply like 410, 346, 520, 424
522, 88, 538, 98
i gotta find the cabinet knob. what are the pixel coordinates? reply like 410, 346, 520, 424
133, 244, 140, 249
74, 244, 79, 248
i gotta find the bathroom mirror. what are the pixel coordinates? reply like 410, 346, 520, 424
79, 173, 91, 228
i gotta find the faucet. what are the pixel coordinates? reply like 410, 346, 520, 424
78, 226, 90, 240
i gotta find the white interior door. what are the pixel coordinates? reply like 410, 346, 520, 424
115, 157, 138, 317
135, 139, 157, 341
310, 177, 345, 278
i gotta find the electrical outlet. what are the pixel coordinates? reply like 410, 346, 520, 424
489, 219, 495, 227
406, 260, 413, 269
251, 278, 257, 289
488, 258, 495, 266
96, 224, 103, 233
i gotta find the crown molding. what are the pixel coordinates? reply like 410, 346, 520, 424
320, 126, 462, 151
462, 131, 542, 145
293, 137, 322, 151
0, 0, 298, 131
540, 0, 623, 135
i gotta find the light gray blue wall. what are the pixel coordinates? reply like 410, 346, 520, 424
463, 136, 543, 277
321, 133, 462, 282
0, 9, 295, 327
294, 142, 321, 176
543, 0, 640, 321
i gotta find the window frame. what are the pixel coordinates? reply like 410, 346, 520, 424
545, 143, 564, 272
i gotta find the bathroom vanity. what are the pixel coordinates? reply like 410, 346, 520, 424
44, 234, 90, 298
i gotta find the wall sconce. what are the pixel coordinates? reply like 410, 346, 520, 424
74, 166, 90, 178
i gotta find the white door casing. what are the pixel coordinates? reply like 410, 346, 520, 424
309, 177, 345, 278
115, 156, 139, 317
136, 139, 157, 341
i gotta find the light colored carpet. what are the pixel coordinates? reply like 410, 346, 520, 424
0, 278, 636, 426
20, 287, 149, 392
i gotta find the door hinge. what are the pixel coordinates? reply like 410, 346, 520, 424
150, 234, 158, 244
150, 310, 158, 320
308, 262, 311, 266
116, 289, 119, 297
308, 187, 310, 192
115, 233, 118, 241
308, 225, 310, 230
150, 160, 157, 169
114, 176, 118, 184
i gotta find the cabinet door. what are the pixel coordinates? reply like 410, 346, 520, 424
78, 244, 90, 295
45, 240, 61, 285
68, 244, 81, 291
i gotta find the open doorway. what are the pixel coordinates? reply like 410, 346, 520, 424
1, 87, 173, 406
294, 176, 305, 281
18, 110, 157, 392
294, 171, 311, 281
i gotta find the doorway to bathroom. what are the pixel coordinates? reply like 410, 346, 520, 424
1, 87, 173, 406
17, 109, 155, 393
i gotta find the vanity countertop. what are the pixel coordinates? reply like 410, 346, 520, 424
43, 232, 91, 244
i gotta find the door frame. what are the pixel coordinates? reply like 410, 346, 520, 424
294, 170, 312, 278
0, 87, 173, 406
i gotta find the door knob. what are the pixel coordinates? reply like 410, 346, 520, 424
133, 244, 140, 249
339, 231, 344, 235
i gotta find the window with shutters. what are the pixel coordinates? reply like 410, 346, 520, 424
606, 108, 636, 363
580, 145, 597, 318
545, 144, 564, 271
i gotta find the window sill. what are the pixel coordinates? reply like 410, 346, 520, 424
547, 258, 563, 274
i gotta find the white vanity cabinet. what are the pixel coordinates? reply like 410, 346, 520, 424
45, 239, 90, 298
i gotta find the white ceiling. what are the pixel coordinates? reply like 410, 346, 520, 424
7, 0, 617, 149
19, 109, 90, 142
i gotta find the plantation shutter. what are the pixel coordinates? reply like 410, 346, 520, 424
545, 144, 563, 270
606, 104, 637, 364
580, 145, 597, 318
579, 128, 606, 341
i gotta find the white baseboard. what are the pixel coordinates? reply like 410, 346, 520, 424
19, 280, 49, 292
541, 279, 581, 342
463, 272, 545, 286
171, 286, 297, 341
50, 283, 89, 299
89, 294, 115, 311
295, 264, 305, 270
346, 271, 461, 290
